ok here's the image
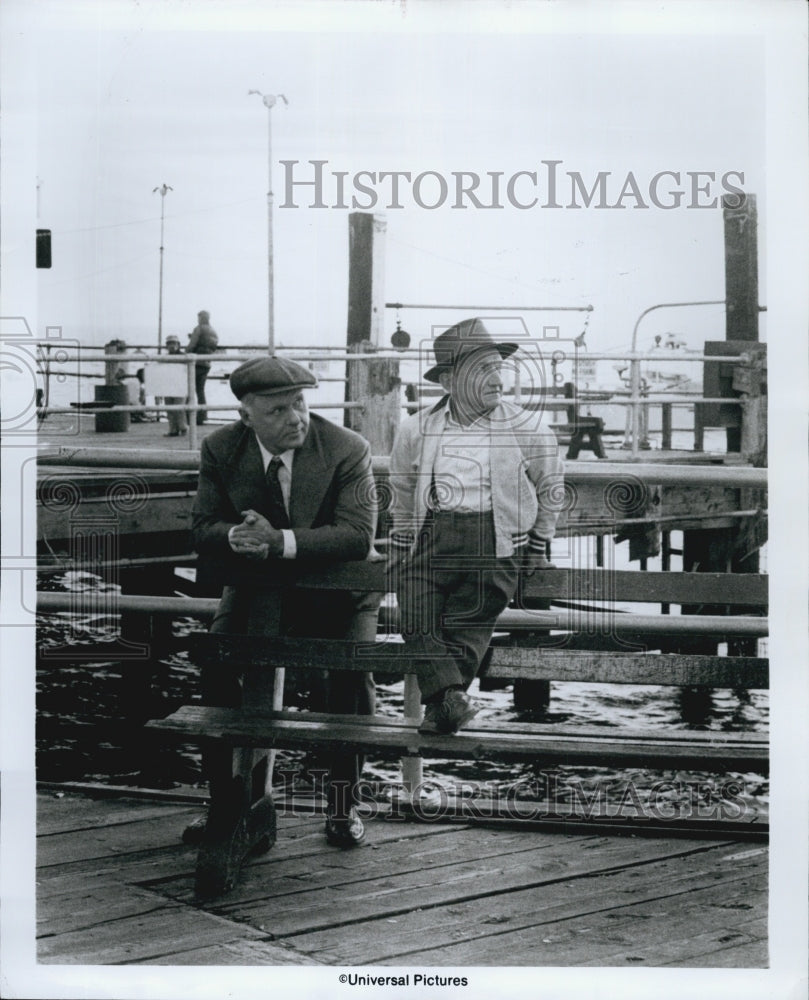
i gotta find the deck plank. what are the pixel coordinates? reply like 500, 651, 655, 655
36, 790, 768, 968
38, 904, 271, 965
661, 918, 768, 967
38, 885, 188, 937
387, 876, 767, 967
147, 820, 491, 903
288, 842, 767, 964
36, 793, 195, 836
140, 938, 319, 966
177, 829, 736, 939
36, 809, 206, 867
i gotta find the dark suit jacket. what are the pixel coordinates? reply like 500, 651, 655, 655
192, 414, 376, 589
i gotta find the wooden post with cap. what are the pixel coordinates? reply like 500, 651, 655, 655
343, 212, 421, 794
344, 212, 401, 454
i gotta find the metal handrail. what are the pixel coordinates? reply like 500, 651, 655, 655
35, 342, 761, 453
36, 591, 768, 638
36, 446, 768, 487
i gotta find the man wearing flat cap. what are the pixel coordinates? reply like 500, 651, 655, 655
192, 356, 378, 871
388, 318, 564, 735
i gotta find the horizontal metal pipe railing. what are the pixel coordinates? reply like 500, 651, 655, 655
36, 591, 768, 637
36, 349, 737, 365
36, 445, 768, 487
37, 402, 361, 416
36, 344, 759, 456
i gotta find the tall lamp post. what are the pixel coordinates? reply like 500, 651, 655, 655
153, 183, 173, 354
249, 90, 288, 354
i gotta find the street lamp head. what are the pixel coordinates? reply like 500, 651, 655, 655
248, 90, 289, 110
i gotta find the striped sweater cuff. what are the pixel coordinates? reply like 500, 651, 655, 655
389, 531, 415, 550
528, 532, 549, 552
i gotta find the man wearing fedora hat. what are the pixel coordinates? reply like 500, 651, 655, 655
191, 356, 379, 867
388, 318, 564, 735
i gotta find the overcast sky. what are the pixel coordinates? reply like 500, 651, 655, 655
25, 2, 768, 354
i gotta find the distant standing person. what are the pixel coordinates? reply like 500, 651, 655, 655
163, 334, 188, 437
188, 309, 219, 425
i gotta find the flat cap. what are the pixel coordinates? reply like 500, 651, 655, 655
229, 355, 318, 399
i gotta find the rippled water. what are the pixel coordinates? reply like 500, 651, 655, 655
36, 572, 769, 816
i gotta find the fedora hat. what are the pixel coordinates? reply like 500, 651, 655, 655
423, 318, 519, 383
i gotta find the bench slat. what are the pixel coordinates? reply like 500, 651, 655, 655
190, 636, 768, 689
154, 707, 769, 745
484, 650, 768, 688
147, 706, 768, 773
289, 565, 768, 608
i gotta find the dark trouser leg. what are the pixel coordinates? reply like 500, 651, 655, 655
285, 589, 379, 818
195, 365, 209, 424
195, 588, 280, 896
202, 588, 281, 798
398, 512, 521, 703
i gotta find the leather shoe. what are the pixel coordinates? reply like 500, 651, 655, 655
418, 689, 478, 735
324, 808, 365, 848
182, 814, 208, 845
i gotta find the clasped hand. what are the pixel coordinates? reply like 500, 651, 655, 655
229, 509, 284, 560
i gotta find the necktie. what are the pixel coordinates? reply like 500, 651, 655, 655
265, 456, 291, 529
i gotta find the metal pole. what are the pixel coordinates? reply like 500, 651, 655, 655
152, 184, 173, 354
629, 355, 641, 458
628, 299, 725, 452
249, 92, 288, 354
267, 108, 274, 354
186, 356, 198, 451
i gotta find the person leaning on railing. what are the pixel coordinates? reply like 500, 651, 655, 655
190, 355, 380, 847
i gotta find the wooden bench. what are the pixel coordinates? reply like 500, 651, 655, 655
146, 561, 768, 898
405, 380, 606, 459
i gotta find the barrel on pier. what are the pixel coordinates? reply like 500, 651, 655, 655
94, 384, 130, 433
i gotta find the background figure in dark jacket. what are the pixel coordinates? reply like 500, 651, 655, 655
187, 309, 218, 425
192, 355, 379, 847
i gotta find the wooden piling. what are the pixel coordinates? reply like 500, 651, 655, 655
346, 212, 387, 349
723, 193, 759, 343
735, 346, 767, 468
344, 211, 401, 455
104, 340, 128, 385
684, 194, 765, 663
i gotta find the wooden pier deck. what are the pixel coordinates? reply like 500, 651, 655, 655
35, 408, 727, 462
36, 788, 767, 968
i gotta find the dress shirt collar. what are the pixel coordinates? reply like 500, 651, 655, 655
443, 397, 494, 429
253, 435, 295, 475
